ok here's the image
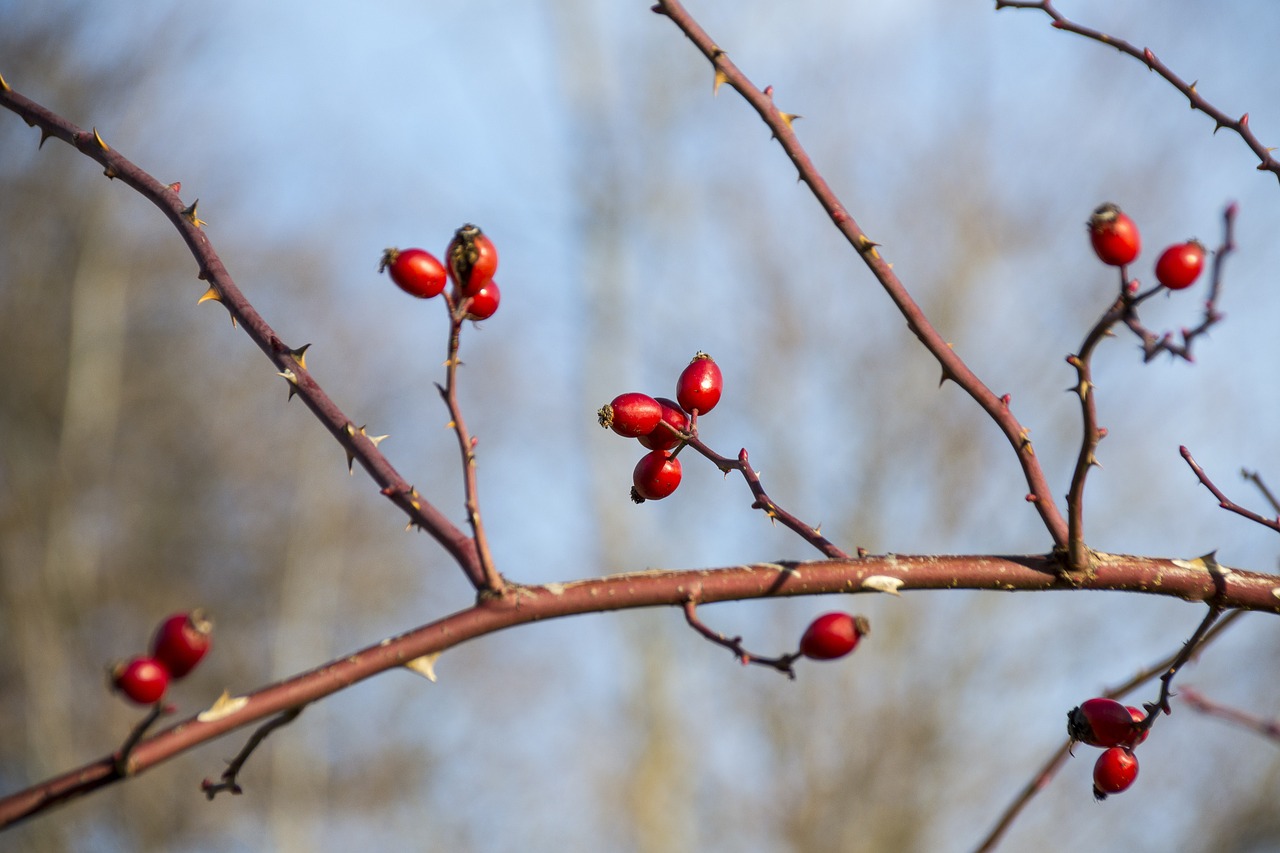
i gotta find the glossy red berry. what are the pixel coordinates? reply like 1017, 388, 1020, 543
599, 393, 663, 438
446, 224, 500, 296
631, 450, 682, 502
676, 352, 723, 415
464, 280, 501, 320
638, 397, 689, 451
1092, 747, 1139, 800
151, 610, 212, 679
1068, 697, 1145, 749
1154, 240, 1206, 290
379, 248, 447, 299
798, 612, 869, 661
112, 656, 170, 705
1088, 203, 1141, 267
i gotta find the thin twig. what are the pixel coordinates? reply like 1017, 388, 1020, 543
995, 1, 1279, 184
685, 440, 851, 559
1182, 447, 1280, 534
437, 279, 505, 596
1180, 686, 1280, 743
682, 597, 800, 678
113, 703, 170, 777
201, 706, 304, 799
653, 0, 1069, 551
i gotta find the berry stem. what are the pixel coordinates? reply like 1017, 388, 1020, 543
201, 706, 304, 799
112, 702, 169, 777
684, 439, 852, 559
438, 294, 506, 597
682, 596, 799, 678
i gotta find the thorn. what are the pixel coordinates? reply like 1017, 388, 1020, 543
181, 200, 207, 228
649, 3, 666, 13
713, 69, 728, 96
92, 127, 109, 150
856, 235, 880, 254
404, 653, 441, 682
289, 343, 311, 370
197, 285, 222, 305
38, 128, 52, 149
276, 369, 299, 400
779, 112, 801, 129
0, 71, 9, 92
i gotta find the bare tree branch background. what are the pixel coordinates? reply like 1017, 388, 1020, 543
3, 1, 1280, 851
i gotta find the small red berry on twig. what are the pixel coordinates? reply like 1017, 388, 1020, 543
1154, 240, 1206, 290
380, 248, 448, 299
1092, 747, 1139, 800
1067, 697, 1146, 749
631, 450, 682, 502
1088, 203, 1141, 267
151, 610, 213, 679
599, 393, 663, 437
111, 656, 171, 705
798, 612, 869, 660
676, 352, 723, 415
446, 224, 500, 296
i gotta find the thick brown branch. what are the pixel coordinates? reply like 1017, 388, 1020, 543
4, 551, 1278, 828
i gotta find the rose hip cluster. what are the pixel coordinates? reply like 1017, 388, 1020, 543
598, 353, 723, 503
1087, 202, 1206, 290
379, 224, 501, 320
110, 611, 213, 705
1067, 697, 1151, 800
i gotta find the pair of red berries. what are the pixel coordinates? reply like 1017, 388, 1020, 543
1067, 697, 1150, 799
111, 611, 213, 705
598, 353, 724, 502
379, 224, 501, 320
798, 612, 868, 661
1087, 202, 1206, 290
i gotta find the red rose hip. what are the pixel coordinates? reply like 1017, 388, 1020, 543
112, 656, 171, 705
638, 397, 689, 451
464, 280, 501, 320
1087, 203, 1141, 267
1154, 240, 1206, 290
676, 352, 723, 415
599, 393, 663, 438
799, 612, 869, 660
151, 610, 212, 679
1092, 747, 1139, 800
631, 450, 682, 502
1067, 697, 1144, 748
380, 247, 448, 299
446, 224, 500, 296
